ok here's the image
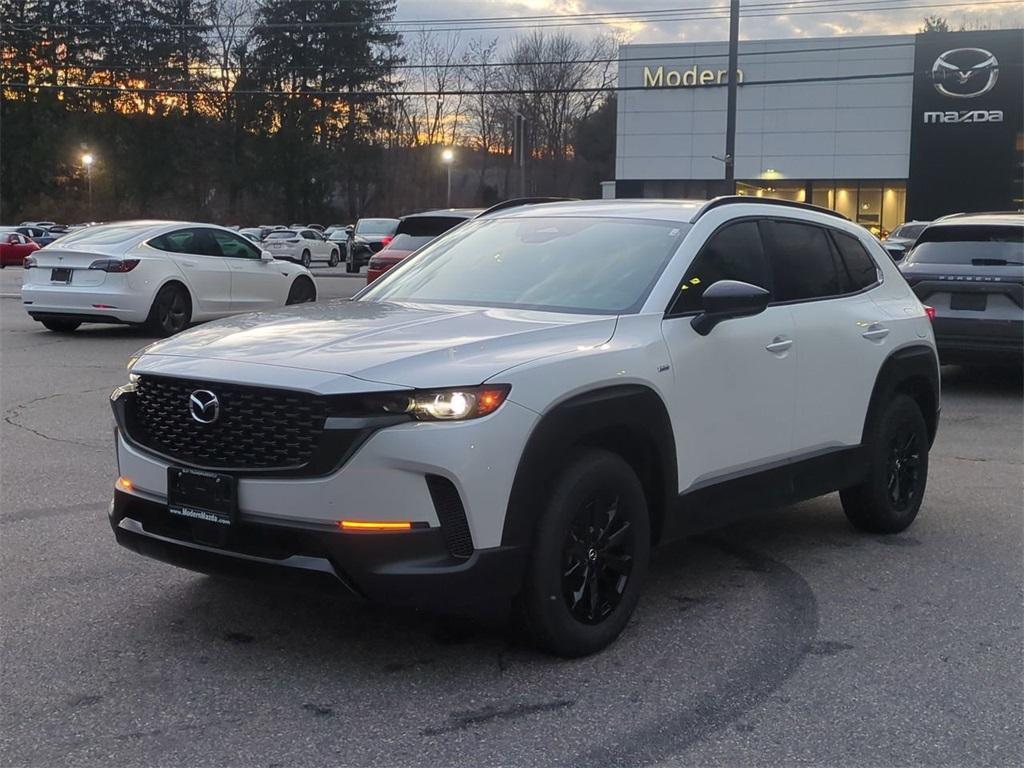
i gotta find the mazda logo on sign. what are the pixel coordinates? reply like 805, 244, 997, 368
189, 390, 220, 424
931, 48, 999, 98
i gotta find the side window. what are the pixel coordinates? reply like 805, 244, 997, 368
213, 231, 261, 259
763, 220, 841, 302
301, 230, 319, 241
668, 220, 772, 315
832, 230, 880, 291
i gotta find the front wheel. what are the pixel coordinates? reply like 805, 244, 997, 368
300, 250, 311, 268
286, 277, 316, 305
345, 249, 357, 273
146, 284, 192, 337
41, 319, 81, 333
519, 449, 650, 657
841, 394, 929, 534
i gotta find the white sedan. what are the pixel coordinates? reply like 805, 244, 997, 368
21, 221, 317, 336
262, 228, 341, 267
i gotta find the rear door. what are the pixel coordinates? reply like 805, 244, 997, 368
761, 219, 887, 452
149, 228, 233, 317
210, 229, 285, 311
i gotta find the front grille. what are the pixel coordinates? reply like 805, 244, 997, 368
425, 475, 474, 558
129, 375, 327, 470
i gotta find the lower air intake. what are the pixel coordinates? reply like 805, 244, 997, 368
425, 475, 473, 559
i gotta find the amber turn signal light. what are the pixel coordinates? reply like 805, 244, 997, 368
339, 520, 413, 532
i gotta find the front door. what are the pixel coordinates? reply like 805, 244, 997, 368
660, 219, 798, 494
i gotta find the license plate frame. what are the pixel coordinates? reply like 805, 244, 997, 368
950, 292, 987, 312
167, 467, 237, 526
50, 267, 72, 284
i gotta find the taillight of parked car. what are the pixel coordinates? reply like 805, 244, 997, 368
380, 235, 393, 247
924, 305, 936, 321
88, 259, 141, 272
23, 256, 37, 269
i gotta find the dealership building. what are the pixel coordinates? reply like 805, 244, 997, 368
613, 29, 1023, 229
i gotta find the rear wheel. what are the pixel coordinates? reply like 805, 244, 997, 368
841, 394, 929, 534
300, 249, 312, 268
328, 249, 340, 267
519, 449, 650, 657
286, 277, 316, 305
41, 319, 81, 333
146, 284, 192, 337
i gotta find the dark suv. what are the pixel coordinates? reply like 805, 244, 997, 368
900, 213, 1023, 365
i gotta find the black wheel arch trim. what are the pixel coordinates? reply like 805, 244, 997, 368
501, 384, 677, 550
862, 343, 941, 447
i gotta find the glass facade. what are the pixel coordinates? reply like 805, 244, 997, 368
737, 180, 908, 237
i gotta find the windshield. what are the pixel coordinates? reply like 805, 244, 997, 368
907, 224, 1023, 265
265, 230, 298, 239
385, 233, 434, 252
356, 218, 398, 235
892, 224, 927, 240
361, 216, 688, 314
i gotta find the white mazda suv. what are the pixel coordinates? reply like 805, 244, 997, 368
109, 198, 940, 656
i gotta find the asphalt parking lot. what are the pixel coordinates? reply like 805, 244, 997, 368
1, 266, 1021, 767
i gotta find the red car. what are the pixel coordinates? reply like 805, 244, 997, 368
0, 228, 41, 267
366, 209, 482, 284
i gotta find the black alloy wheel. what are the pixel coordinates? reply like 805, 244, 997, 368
886, 428, 921, 511
300, 250, 312, 268
147, 284, 191, 336
562, 492, 636, 624
328, 249, 340, 267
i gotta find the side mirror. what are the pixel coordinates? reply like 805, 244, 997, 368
260, 250, 274, 262
345, 225, 354, 235
691, 280, 770, 336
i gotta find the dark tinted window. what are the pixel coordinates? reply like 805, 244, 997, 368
300, 230, 319, 240
213, 230, 261, 259
764, 220, 841, 301
669, 221, 771, 314
832, 231, 879, 291
907, 224, 1023, 265
395, 215, 470, 238
150, 228, 220, 256
893, 223, 927, 240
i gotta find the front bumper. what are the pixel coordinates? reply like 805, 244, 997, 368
110, 489, 524, 608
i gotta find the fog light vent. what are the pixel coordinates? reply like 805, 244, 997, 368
425, 475, 473, 559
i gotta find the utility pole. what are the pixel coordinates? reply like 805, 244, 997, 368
724, 0, 740, 194
513, 113, 527, 197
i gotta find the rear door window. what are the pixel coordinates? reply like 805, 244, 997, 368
763, 220, 842, 302
831, 231, 880, 292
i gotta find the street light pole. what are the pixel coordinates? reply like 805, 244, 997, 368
441, 148, 455, 207
81, 153, 95, 217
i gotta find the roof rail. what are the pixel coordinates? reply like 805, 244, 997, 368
477, 197, 578, 217
693, 195, 849, 222
935, 210, 1024, 220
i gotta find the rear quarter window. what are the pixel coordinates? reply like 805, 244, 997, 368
832, 231, 881, 291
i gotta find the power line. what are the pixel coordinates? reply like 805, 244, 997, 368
3, 0, 1016, 33
21, 40, 917, 76
0, 69, 922, 97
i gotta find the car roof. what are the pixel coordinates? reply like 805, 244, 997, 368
929, 212, 1024, 227
403, 209, 483, 220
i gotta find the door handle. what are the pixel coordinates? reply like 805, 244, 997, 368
181, 260, 196, 267
765, 336, 793, 354
861, 323, 890, 341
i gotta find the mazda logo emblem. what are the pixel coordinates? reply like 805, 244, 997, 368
931, 48, 999, 99
189, 390, 220, 424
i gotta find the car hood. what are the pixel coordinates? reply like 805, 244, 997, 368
135, 299, 617, 390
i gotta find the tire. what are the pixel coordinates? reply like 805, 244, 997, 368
328, 249, 340, 267
519, 449, 650, 657
286, 277, 316, 305
840, 394, 929, 534
41, 319, 81, 333
345, 249, 357, 273
146, 283, 192, 337
300, 250, 312, 268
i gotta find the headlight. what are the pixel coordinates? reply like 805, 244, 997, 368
375, 385, 510, 421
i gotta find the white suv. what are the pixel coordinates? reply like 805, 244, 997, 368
109, 198, 940, 656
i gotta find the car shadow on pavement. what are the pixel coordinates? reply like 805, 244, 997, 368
940, 364, 1022, 397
